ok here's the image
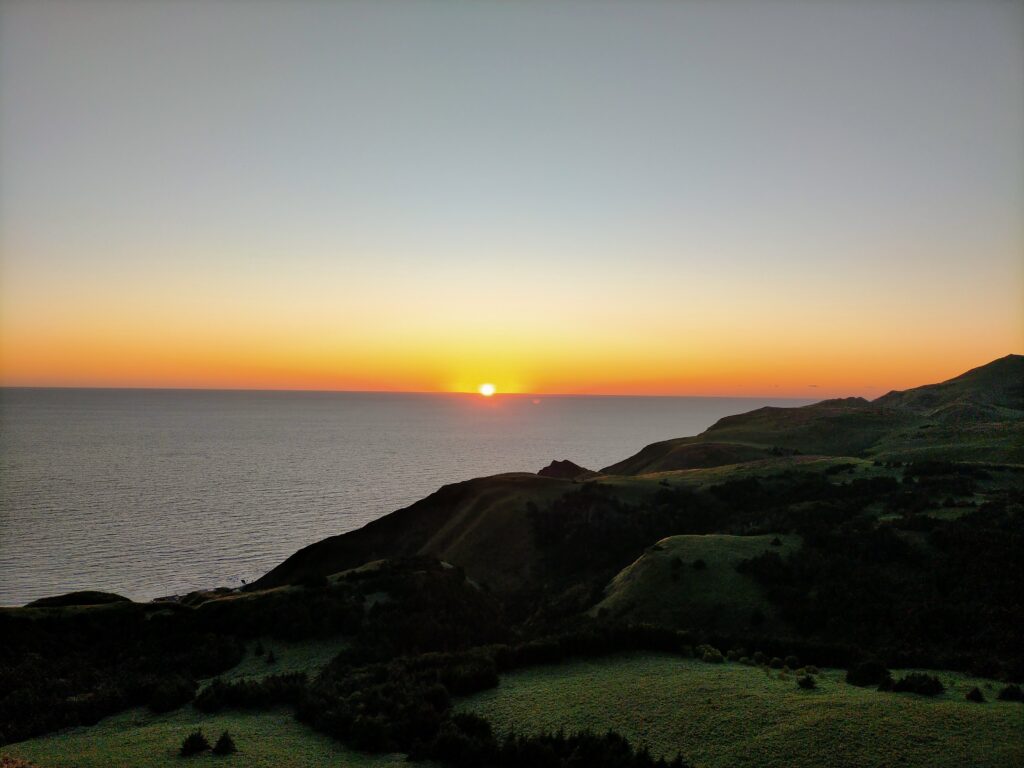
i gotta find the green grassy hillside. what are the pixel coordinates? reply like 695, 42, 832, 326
591, 534, 801, 633
1, 709, 411, 768
458, 653, 1024, 768
602, 356, 1024, 474
875, 354, 1024, 414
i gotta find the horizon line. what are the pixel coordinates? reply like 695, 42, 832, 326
0, 384, 825, 401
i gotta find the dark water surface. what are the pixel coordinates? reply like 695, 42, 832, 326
0, 388, 812, 605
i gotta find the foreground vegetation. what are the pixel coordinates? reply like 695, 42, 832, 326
3, 708, 411, 768
458, 653, 1024, 768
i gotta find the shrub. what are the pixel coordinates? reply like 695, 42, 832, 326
846, 660, 891, 688
965, 687, 985, 703
784, 655, 800, 670
266, 649, 277, 665
753, 651, 766, 665
797, 675, 816, 690
726, 650, 739, 661
804, 665, 820, 675
769, 657, 784, 669
697, 645, 724, 664
212, 731, 237, 755
892, 673, 944, 697
771, 537, 782, 546
997, 684, 1023, 702
148, 675, 197, 714
180, 730, 210, 757
194, 673, 307, 712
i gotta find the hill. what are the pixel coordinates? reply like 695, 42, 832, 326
602, 355, 1024, 473
591, 534, 801, 633
253, 473, 572, 593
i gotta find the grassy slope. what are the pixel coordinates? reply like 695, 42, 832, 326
1, 709, 408, 768
208, 636, 345, 685
458, 653, 1024, 768
0, 636, 399, 768
601, 356, 1024, 474
253, 473, 570, 592
591, 534, 800, 633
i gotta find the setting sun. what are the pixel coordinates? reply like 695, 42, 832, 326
478, 383, 496, 397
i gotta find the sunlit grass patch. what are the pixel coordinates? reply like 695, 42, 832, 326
457, 653, 1024, 768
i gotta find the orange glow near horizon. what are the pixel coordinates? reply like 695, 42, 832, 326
0, 234, 1021, 400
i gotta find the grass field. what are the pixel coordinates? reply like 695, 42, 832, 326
1, 708, 410, 768
1, 635, 360, 768
592, 534, 800, 633
209, 635, 345, 685
457, 653, 1024, 768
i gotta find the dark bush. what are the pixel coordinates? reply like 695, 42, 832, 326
892, 673, 944, 697
194, 673, 307, 712
846, 660, 891, 688
997, 684, 1023, 702
699, 645, 724, 664
784, 655, 800, 669
769, 657, 784, 669
180, 730, 210, 756
797, 675, 816, 690
965, 687, 985, 703
148, 675, 197, 713
266, 649, 277, 664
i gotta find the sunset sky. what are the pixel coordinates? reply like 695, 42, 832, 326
1, 0, 1021, 397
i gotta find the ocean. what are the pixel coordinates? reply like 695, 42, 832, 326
0, 388, 813, 606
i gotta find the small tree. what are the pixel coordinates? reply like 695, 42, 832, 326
965, 687, 985, 703
180, 730, 210, 757
213, 731, 237, 755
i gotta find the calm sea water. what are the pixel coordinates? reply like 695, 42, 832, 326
0, 388, 812, 606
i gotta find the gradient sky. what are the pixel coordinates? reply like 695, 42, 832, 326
1, 0, 1022, 396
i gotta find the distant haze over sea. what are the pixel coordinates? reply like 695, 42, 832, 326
0, 388, 812, 606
